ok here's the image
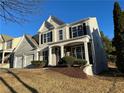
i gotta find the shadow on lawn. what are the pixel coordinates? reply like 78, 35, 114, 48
7, 69, 38, 93
99, 67, 124, 77
97, 67, 124, 83
0, 69, 38, 93
0, 77, 17, 93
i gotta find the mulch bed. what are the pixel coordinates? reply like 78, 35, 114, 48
49, 67, 87, 79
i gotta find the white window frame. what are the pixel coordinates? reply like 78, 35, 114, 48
71, 24, 84, 38
43, 31, 52, 43
58, 30, 63, 40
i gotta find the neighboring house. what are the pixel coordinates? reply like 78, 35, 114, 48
13, 16, 107, 75
14, 35, 38, 68
0, 34, 22, 68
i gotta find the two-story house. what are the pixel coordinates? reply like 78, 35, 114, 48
0, 34, 22, 68
13, 16, 107, 75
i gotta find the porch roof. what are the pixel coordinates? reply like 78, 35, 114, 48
48, 35, 90, 47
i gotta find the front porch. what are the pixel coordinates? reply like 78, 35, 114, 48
38, 35, 94, 75
0, 50, 13, 68
48, 35, 93, 66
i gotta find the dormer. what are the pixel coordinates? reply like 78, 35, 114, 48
47, 16, 65, 28
38, 21, 54, 33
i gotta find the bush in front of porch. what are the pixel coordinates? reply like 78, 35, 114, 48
60, 56, 87, 67
31, 60, 48, 68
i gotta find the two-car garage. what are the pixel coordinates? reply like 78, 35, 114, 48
15, 54, 34, 68
13, 35, 38, 68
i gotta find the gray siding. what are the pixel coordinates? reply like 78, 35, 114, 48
92, 29, 107, 74
15, 37, 34, 56
14, 36, 37, 68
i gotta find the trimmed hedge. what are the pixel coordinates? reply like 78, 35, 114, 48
31, 60, 48, 67
61, 56, 87, 67
61, 56, 75, 67
74, 59, 87, 66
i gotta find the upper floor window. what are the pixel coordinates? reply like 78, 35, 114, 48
44, 34, 46, 43
47, 32, 51, 42
42, 31, 52, 44
59, 30, 63, 40
69, 23, 87, 38
78, 25, 83, 36
72, 27, 77, 37
72, 25, 83, 38
6, 40, 12, 49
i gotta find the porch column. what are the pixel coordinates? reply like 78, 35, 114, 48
39, 33, 41, 46
61, 45, 64, 58
2, 52, 5, 64
84, 42, 90, 65
48, 46, 52, 65
36, 51, 39, 60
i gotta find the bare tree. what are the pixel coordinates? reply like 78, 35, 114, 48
0, 0, 42, 23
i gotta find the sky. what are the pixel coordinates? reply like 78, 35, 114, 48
0, 0, 124, 39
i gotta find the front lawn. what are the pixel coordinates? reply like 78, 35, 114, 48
0, 67, 124, 93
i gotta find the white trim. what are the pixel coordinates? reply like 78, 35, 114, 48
49, 35, 90, 45
84, 42, 90, 64
60, 45, 64, 58
14, 57, 17, 68
48, 46, 52, 65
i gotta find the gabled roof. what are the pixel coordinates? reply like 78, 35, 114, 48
38, 21, 54, 32
0, 34, 13, 42
32, 34, 39, 44
38, 16, 65, 32
47, 16, 65, 26
25, 35, 38, 49
14, 34, 38, 53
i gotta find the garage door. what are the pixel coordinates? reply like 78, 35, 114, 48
16, 56, 23, 68
25, 55, 34, 67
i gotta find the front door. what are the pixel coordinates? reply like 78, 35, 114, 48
55, 47, 61, 63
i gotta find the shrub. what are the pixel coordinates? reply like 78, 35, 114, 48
61, 56, 87, 67
61, 56, 75, 67
73, 59, 87, 67
31, 60, 48, 67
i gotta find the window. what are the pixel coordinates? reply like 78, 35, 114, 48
72, 27, 78, 37
47, 32, 51, 42
76, 47, 82, 59
43, 31, 52, 43
71, 24, 86, 38
78, 25, 83, 36
59, 30, 63, 40
6, 40, 12, 49
43, 34, 46, 43
71, 46, 83, 59
43, 51, 48, 61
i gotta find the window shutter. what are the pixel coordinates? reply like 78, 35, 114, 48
83, 23, 87, 35
50, 31, 52, 42
41, 34, 43, 44
69, 27, 72, 38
